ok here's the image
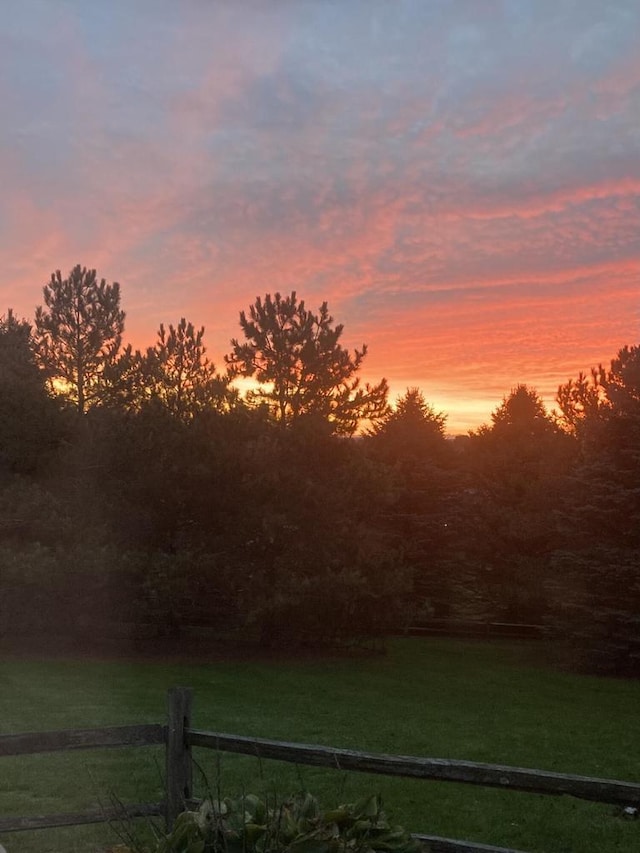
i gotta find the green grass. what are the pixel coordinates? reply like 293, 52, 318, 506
1, 638, 639, 853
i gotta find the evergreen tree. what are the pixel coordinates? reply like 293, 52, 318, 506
227, 292, 388, 435
555, 369, 604, 436
368, 388, 454, 620
0, 310, 39, 387
459, 385, 572, 623
0, 310, 64, 474
148, 318, 232, 420
488, 383, 557, 437
551, 345, 640, 674
99, 344, 153, 413
34, 264, 125, 413
370, 387, 447, 461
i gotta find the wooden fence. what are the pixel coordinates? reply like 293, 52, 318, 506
1, 687, 639, 853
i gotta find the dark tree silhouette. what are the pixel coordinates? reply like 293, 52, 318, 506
551, 344, 640, 673
556, 346, 640, 437
34, 265, 125, 413
0, 309, 39, 387
458, 385, 573, 623
370, 387, 447, 461
555, 369, 604, 435
368, 387, 454, 620
227, 291, 388, 435
487, 383, 557, 437
0, 310, 64, 473
147, 318, 232, 420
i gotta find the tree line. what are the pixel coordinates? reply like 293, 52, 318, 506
0, 264, 638, 675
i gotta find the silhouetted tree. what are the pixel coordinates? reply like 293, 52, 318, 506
459, 385, 572, 622
551, 344, 640, 674
471, 384, 569, 498
99, 344, 153, 412
370, 387, 447, 461
0, 310, 40, 386
555, 369, 604, 435
227, 292, 388, 435
34, 264, 125, 413
487, 383, 556, 437
0, 310, 65, 474
368, 388, 454, 620
148, 318, 232, 420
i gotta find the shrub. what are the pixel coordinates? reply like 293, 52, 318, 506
115, 792, 425, 853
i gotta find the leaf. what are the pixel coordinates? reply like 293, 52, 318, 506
352, 795, 381, 820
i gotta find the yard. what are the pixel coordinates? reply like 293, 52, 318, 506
0, 638, 639, 853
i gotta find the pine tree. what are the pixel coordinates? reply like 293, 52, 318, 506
0, 310, 64, 473
227, 292, 388, 435
551, 345, 640, 674
147, 318, 232, 420
34, 265, 125, 413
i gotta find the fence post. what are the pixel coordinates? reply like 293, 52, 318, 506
165, 686, 193, 831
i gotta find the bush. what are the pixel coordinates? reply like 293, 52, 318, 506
155, 792, 425, 853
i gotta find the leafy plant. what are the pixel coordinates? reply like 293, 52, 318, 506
156, 792, 425, 853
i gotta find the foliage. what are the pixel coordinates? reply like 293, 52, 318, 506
555, 368, 605, 435
100, 344, 156, 412
0, 309, 40, 385
366, 389, 454, 619
549, 345, 640, 674
5, 262, 640, 671
368, 388, 446, 462
155, 792, 423, 853
227, 292, 388, 435
0, 310, 66, 474
34, 264, 125, 413
453, 386, 575, 623
549, 547, 640, 675
147, 319, 233, 420
221, 424, 412, 647
488, 383, 555, 436
243, 559, 414, 649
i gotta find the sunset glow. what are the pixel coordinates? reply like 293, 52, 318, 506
1, 1, 639, 432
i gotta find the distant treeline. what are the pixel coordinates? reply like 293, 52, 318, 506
0, 265, 638, 675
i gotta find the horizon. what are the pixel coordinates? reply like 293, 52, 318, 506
1, 1, 639, 433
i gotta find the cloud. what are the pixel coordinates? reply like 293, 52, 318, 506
1, 0, 639, 432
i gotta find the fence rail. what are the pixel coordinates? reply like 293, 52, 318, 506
0, 802, 163, 834
0, 723, 165, 757
186, 728, 640, 805
1, 687, 638, 853
406, 622, 544, 640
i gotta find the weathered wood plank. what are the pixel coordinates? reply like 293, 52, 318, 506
413, 833, 526, 853
165, 686, 193, 831
186, 730, 640, 806
0, 801, 163, 833
0, 723, 165, 757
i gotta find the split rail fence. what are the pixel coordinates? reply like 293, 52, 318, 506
1, 687, 639, 853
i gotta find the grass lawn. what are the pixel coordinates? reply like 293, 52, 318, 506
0, 638, 639, 853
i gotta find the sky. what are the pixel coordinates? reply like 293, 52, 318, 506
1, 0, 639, 433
